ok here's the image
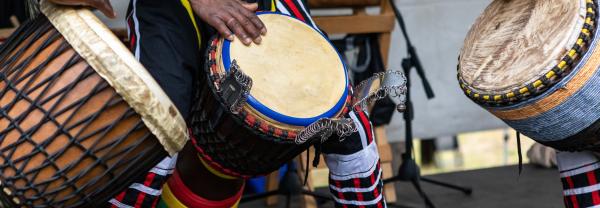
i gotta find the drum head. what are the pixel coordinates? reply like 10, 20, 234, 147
458, 0, 590, 104
221, 12, 347, 126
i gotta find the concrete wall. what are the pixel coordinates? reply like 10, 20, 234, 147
95, 0, 508, 142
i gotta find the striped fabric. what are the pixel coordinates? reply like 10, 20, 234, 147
109, 156, 177, 208
324, 110, 386, 208
558, 151, 600, 208
561, 162, 600, 208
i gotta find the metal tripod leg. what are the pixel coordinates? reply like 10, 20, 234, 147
421, 177, 472, 195
411, 179, 435, 208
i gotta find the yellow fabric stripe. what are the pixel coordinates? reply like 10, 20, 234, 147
231, 196, 242, 208
271, 0, 277, 12
161, 184, 188, 208
180, 0, 202, 46
198, 154, 238, 180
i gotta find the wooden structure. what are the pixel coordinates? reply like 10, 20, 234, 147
265, 0, 398, 206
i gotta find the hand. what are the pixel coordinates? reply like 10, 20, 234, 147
49, 0, 116, 18
191, 0, 266, 45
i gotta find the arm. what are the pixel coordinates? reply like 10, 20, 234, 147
48, 0, 266, 45
190, 0, 266, 45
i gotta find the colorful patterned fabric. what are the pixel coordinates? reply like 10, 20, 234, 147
558, 151, 600, 208
109, 156, 177, 208
323, 109, 386, 208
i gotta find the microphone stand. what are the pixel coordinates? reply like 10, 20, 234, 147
383, 1, 472, 207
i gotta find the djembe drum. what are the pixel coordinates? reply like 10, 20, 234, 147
191, 12, 353, 178
458, 0, 600, 151
0, 1, 187, 207
192, 12, 407, 178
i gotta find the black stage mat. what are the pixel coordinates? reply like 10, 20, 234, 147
241, 164, 564, 208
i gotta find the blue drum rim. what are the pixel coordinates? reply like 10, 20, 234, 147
221, 12, 349, 127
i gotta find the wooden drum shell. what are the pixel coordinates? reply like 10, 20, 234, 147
0, 15, 166, 207
191, 58, 312, 178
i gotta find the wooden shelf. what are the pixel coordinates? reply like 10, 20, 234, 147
314, 14, 395, 35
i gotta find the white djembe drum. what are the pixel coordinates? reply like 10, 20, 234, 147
458, 0, 600, 151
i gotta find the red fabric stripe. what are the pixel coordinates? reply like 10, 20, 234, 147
566, 177, 579, 208
335, 181, 348, 208
357, 110, 373, 144
127, 18, 136, 50
587, 171, 600, 205
353, 178, 365, 208
112, 191, 126, 208
134, 172, 157, 207
134, 192, 147, 208
371, 171, 378, 196
144, 173, 157, 188
283, 0, 306, 22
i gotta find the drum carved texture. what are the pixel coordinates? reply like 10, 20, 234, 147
459, 0, 582, 94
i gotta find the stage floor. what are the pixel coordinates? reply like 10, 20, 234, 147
242, 164, 564, 208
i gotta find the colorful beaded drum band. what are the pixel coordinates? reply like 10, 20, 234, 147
159, 170, 243, 208
458, 0, 600, 151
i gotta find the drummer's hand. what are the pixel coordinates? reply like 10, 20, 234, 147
49, 0, 116, 18
191, 0, 266, 45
